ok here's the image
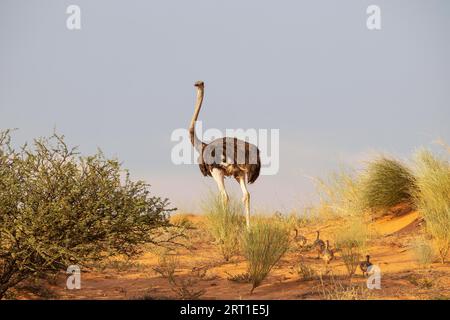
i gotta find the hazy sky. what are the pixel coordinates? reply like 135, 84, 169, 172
1, 0, 449, 213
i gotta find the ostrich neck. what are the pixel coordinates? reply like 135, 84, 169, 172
190, 88, 204, 130
189, 88, 204, 149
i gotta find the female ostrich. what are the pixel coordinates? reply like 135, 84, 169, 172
189, 81, 261, 228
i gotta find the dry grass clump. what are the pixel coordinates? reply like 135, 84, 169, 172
203, 194, 245, 261
411, 236, 435, 267
242, 218, 291, 293
318, 273, 372, 300
152, 250, 205, 300
152, 250, 178, 279
414, 150, 450, 264
314, 167, 364, 218
314, 157, 416, 219
360, 156, 416, 213
334, 216, 369, 279
296, 257, 316, 281
226, 272, 251, 283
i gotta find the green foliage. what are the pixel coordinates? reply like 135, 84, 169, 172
414, 150, 450, 264
360, 157, 416, 212
242, 218, 290, 293
0, 130, 174, 299
203, 194, 245, 261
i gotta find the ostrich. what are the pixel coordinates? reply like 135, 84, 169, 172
359, 255, 373, 277
189, 81, 261, 228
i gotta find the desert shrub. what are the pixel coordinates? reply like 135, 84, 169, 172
414, 150, 450, 264
318, 273, 371, 300
0, 131, 174, 299
314, 167, 364, 218
153, 250, 179, 279
242, 218, 290, 293
360, 157, 416, 212
412, 237, 435, 267
153, 250, 205, 300
203, 194, 245, 261
169, 277, 206, 300
296, 257, 316, 281
334, 216, 369, 279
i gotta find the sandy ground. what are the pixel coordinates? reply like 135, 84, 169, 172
15, 211, 450, 300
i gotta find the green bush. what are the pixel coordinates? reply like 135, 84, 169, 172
203, 194, 245, 261
0, 131, 174, 299
242, 218, 290, 293
360, 157, 416, 212
414, 150, 450, 264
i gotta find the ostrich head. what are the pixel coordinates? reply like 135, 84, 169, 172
194, 81, 204, 88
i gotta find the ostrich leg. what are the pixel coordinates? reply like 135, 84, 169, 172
211, 168, 229, 208
239, 176, 251, 229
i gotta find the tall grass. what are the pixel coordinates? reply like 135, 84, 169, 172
412, 236, 435, 267
414, 150, 450, 264
242, 218, 291, 293
334, 216, 369, 279
203, 193, 245, 261
314, 167, 364, 218
360, 157, 416, 212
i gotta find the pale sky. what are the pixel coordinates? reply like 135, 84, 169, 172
1, 0, 449, 213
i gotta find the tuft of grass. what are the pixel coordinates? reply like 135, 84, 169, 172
169, 277, 206, 300
360, 157, 416, 213
242, 218, 291, 294
412, 236, 435, 267
152, 250, 205, 300
407, 274, 435, 289
334, 216, 369, 279
226, 272, 251, 283
314, 167, 364, 218
296, 258, 316, 281
414, 150, 450, 264
318, 273, 372, 300
203, 193, 245, 261
152, 250, 179, 279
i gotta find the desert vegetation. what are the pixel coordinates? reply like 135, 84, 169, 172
1, 130, 450, 300
360, 157, 416, 213
0, 130, 175, 299
242, 218, 290, 293
334, 216, 369, 279
414, 150, 450, 263
203, 194, 245, 261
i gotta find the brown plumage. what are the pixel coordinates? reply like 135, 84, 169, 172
198, 137, 261, 184
294, 229, 307, 247
189, 81, 261, 228
321, 240, 334, 264
360, 255, 373, 277
312, 231, 325, 259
